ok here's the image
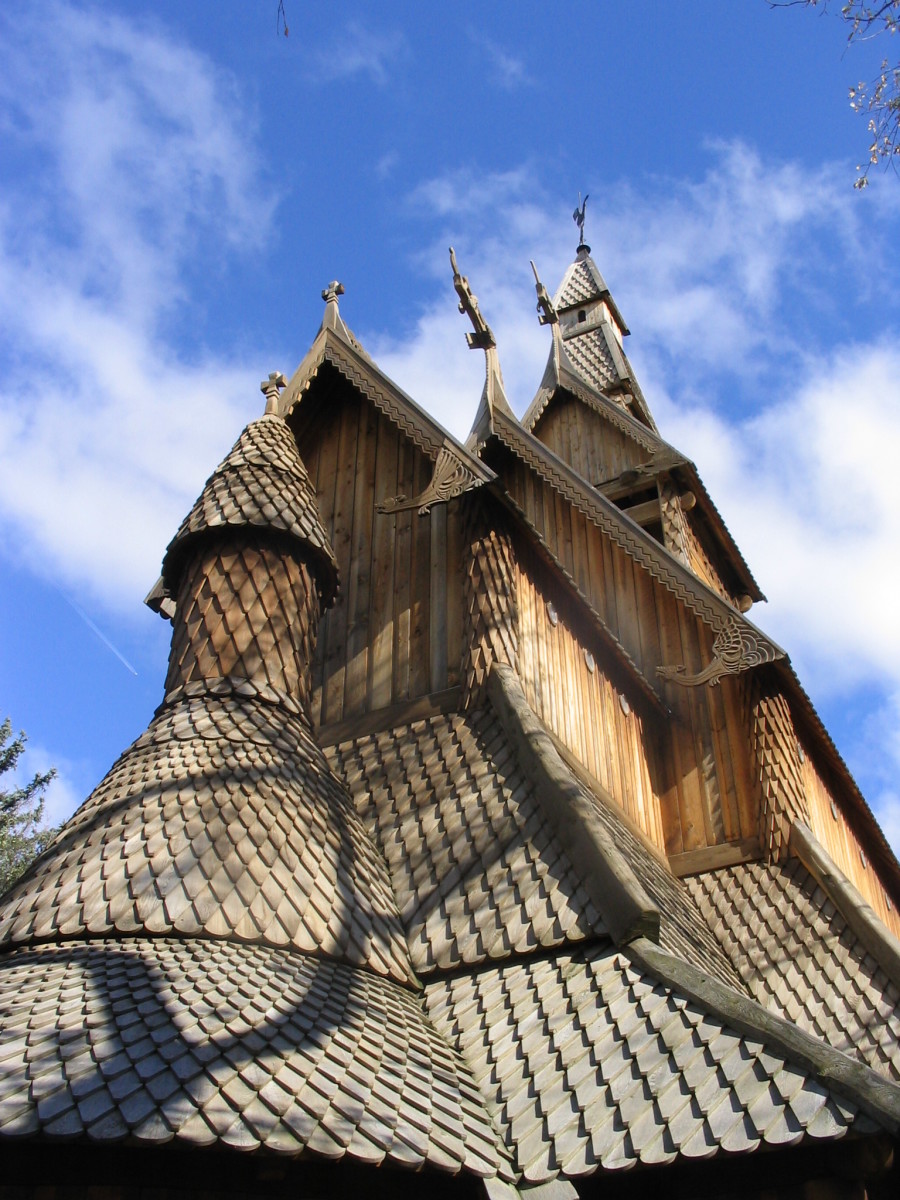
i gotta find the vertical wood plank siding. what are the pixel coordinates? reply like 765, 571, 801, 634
296, 383, 463, 724
803, 749, 900, 937
533, 395, 649, 485
501, 456, 753, 860
517, 548, 666, 852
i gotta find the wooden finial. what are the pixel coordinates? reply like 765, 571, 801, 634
530, 260, 558, 326
449, 247, 495, 350
260, 371, 287, 415
321, 280, 345, 305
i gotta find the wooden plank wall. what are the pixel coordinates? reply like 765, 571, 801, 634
516, 548, 666, 851
802, 749, 900, 937
502, 455, 756, 860
294, 381, 464, 727
533, 395, 650, 485
683, 513, 740, 607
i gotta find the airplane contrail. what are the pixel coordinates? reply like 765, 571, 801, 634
58, 591, 139, 677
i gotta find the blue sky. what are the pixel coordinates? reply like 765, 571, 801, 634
1, 1, 899, 854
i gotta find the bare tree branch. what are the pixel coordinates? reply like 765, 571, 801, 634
770, 0, 900, 186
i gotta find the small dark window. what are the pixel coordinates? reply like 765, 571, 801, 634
578, 310, 586, 323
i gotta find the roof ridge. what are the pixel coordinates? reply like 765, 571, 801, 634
282, 321, 496, 494
491, 404, 781, 655
629, 935, 900, 1131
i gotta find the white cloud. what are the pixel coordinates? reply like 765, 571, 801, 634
305, 22, 407, 86
651, 342, 900, 695
467, 30, 532, 90
0, 3, 277, 614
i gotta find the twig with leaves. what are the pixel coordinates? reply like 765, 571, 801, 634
771, 1, 900, 186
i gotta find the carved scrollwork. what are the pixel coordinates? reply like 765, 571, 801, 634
656, 617, 779, 688
377, 443, 484, 516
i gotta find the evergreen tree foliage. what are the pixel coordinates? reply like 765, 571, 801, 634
0, 718, 58, 895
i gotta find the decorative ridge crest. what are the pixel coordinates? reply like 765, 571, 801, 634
531, 260, 559, 326
260, 371, 287, 415
448, 247, 515, 452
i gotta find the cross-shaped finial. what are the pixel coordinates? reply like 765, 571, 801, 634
321, 280, 345, 305
260, 371, 287, 415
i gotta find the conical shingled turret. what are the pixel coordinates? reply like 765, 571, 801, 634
0, 405, 410, 980
0, 401, 508, 1178
160, 412, 338, 714
162, 410, 339, 610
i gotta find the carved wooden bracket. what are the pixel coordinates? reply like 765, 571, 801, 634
657, 617, 779, 688
377, 443, 484, 516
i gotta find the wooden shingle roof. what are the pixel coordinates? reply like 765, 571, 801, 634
162, 411, 339, 606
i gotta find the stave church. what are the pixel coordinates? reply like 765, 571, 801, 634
1, 224, 899, 1199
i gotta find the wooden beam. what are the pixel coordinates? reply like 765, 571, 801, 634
595, 451, 684, 502
620, 496, 662, 528
668, 835, 762, 877
317, 686, 461, 746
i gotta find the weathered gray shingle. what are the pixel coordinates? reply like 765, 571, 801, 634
163, 414, 338, 603
424, 943, 882, 1184
687, 859, 900, 1081
0, 694, 413, 985
0, 938, 509, 1177
328, 709, 605, 974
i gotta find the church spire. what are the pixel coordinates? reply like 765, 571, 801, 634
550, 239, 659, 431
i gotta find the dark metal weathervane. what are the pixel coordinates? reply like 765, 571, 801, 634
573, 192, 589, 251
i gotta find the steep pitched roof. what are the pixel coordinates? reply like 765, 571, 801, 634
549, 245, 658, 431
282, 283, 495, 493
